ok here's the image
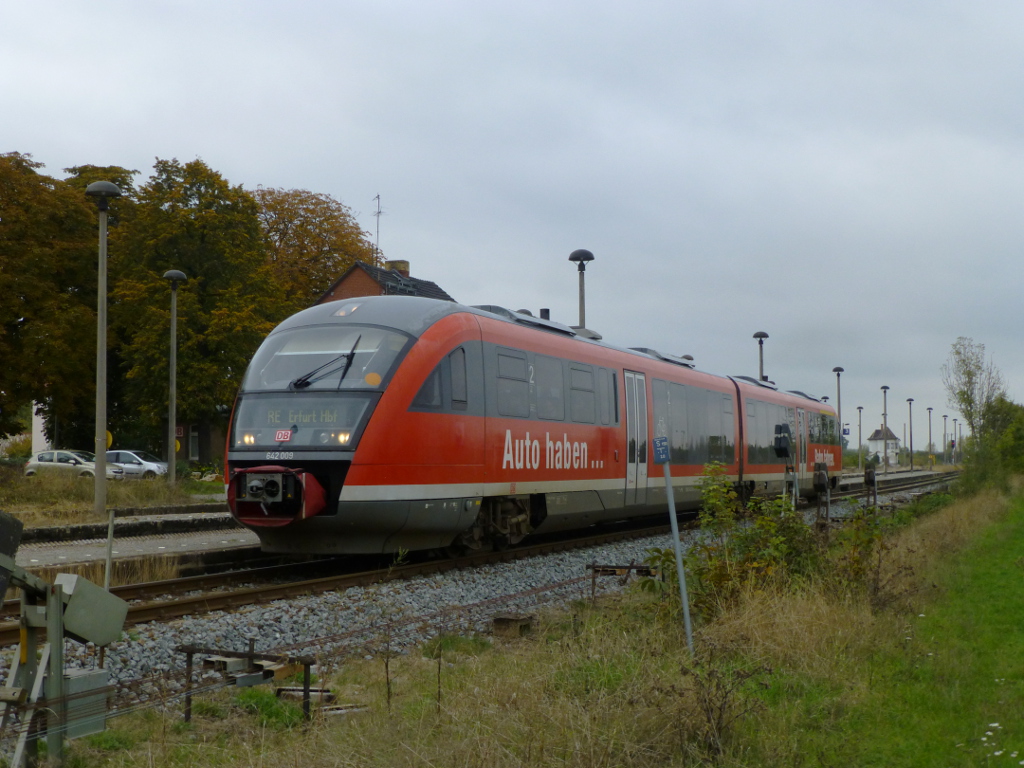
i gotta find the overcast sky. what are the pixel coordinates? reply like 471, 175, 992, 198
5, 1, 1022, 449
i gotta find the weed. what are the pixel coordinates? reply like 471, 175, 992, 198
192, 698, 228, 719
83, 728, 136, 751
422, 633, 491, 659
234, 687, 303, 729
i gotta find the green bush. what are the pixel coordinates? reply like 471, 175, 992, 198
644, 463, 821, 620
1, 434, 31, 459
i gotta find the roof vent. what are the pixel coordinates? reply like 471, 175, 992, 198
629, 347, 694, 368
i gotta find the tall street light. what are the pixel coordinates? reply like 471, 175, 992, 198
926, 407, 933, 466
833, 367, 844, 461
952, 418, 958, 463
943, 414, 948, 464
754, 332, 769, 381
86, 180, 122, 591
164, 270, 187, 484
907, 398, 914, 471
857, 406, 863, 471
568, 249, 594, 328
881, 386, 890, 474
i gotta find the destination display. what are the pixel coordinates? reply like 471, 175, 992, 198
231, 393, 376, 450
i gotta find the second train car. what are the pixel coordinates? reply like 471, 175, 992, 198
225, 296, 841, 555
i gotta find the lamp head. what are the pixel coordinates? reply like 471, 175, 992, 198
753, 331, 768, 341
568, 249, 594, 272
833, 366, 844, 374
163, 269, 187, 289
85, 181, 122, 212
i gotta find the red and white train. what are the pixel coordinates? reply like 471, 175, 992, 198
225, 296, 841, 555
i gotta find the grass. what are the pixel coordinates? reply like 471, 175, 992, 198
56, 485, 1021, 767
0, 465, 223, 526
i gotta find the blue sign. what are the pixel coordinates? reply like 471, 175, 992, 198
843, 427, 850, 436
653, 436, 670, 464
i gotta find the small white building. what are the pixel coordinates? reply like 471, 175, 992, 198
866, 426, 900, 466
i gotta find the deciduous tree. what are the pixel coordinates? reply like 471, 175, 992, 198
941, 336, 1005, 443
0, 153, 98, 440
253, 186, 378, 312
111, 158, 282, 438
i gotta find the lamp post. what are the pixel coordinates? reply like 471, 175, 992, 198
926, 407, 933, 466
164, 270, 187, 484
943, 414, 948, 464
833, 367, 844, 460
881, 386, 890, 474
568, 249, 594, 328
753, 332, 768, 381
86, 181, 122, 591
857, 406, 863, 471
907, 398, 914, 471
952, 418, 958, 463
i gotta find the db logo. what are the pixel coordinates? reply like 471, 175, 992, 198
275, 430, 293, 442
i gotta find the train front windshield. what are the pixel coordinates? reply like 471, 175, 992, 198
232, 324, 412, 451
242, 325, 410, 392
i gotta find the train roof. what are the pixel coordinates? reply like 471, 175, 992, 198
270, 296, 833, 410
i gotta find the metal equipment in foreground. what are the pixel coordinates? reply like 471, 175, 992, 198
0, 510, 129, 767
175, 644, 317, 721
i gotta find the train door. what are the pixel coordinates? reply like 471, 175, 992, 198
624, 371, 648, 505
796, 408, 807, 482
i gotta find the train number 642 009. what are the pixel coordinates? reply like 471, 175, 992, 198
265, 451, 294, 461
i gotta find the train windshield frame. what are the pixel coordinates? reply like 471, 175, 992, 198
242, 324, 413, 393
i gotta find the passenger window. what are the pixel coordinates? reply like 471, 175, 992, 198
39, 452, 53, 462
535, 354, 564, 420
496, 350, 529, 418
598, 368, 612, 425
450, 348, 468, 410
569, 364, 596, 423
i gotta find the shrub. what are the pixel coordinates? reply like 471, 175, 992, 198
644, 463, 821, 621
1, 434, 31, 459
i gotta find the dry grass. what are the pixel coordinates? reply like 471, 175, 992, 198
30, 553, 184, 589
62, 487, 1015, 768
0, 466, 219, 526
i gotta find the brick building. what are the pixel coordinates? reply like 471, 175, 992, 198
316, 260, 455, 304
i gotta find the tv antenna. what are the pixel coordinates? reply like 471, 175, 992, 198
372, 194, 383, 264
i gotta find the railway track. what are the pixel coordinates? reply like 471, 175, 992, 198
0, 470, 958, 647
833, 470, 959, 501
0, 521, 675, 647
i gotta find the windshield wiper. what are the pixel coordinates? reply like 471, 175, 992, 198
290, 335, 362, 390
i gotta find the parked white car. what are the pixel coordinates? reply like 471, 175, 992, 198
106, 450, 168, 479
24, 450, 124, 479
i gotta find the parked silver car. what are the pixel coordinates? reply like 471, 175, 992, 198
106, 450, 168, 479
24, 450, 124, 479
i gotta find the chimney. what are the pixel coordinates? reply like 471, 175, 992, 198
385, 260, 410, 277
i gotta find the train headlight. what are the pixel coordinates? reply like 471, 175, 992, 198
337, 431, 351, 445
242, 433, 256, 445
319, 432, 330, 445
